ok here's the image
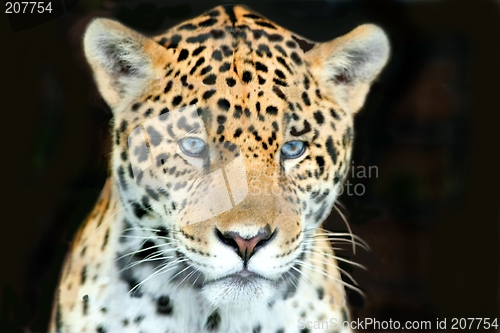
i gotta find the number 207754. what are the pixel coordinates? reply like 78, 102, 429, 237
5, 2, 52, 13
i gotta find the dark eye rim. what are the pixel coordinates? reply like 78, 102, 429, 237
178, 136, 208, 157
280, 140, 307, 160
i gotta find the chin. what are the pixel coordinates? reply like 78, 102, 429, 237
201, 274, 278, 308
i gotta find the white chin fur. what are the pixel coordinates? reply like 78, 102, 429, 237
201, 277, 275, 308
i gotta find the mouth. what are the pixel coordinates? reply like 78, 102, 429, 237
205, 269, 269, 286
200, 269, 278, 307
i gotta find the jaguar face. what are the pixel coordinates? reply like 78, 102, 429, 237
83, 5, 389, 307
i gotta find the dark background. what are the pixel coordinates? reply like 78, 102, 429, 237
1, 0, 499, 331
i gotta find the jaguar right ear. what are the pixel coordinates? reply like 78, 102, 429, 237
306, 24, 390, 114
83, 18, 169, 110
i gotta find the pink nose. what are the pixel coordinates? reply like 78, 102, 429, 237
216, 227, 275, 261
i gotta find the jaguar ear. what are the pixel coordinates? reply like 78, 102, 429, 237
307, 24, 390, 114
83, 18, 168, 110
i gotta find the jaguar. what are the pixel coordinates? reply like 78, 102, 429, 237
50, 4, 389, 333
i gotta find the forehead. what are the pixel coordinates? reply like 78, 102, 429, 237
157, 5, 309, 59
152, 5, 317, 101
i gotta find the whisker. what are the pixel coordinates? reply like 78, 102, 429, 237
306, 237, 369, 251
128, 259, 188, 294
313, 231, 370, 249
116, 243, 175, 261
295, 261, 365, 297
190, 271, 204, 288
289, 265, 316, 290
175, 268, 199, 289
305, 257, 360, 286
119, 227, 178, 243
323, 254, 367, 270
335, 200, 347, 210
118, 254, 176, 273
164, 264, 194, 286
302, 248, 366, 270
333, 203, 356, 255
284, 269, 319, 296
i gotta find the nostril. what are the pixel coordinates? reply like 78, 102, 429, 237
254, 229, 276, 251
215, 228, 239, 250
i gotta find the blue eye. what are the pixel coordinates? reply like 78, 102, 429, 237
178, 137, 208, 157
281, 141, 306, 159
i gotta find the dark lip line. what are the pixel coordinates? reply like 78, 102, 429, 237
204, 270, 273, 286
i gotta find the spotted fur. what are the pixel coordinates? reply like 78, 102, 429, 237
50, 5, 389, 333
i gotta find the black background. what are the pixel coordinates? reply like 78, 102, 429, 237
1, 0, 499, 331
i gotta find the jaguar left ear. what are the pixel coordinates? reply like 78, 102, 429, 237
307, 24, 390, 114
83, 18, 169, 110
